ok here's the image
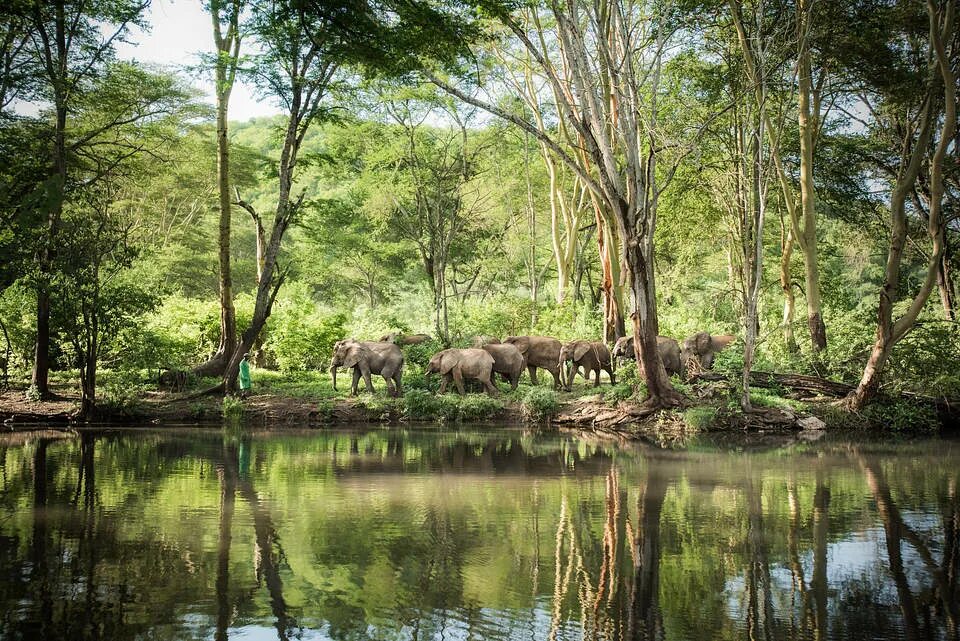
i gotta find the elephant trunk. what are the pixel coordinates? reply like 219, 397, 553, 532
330, 362, 339, 391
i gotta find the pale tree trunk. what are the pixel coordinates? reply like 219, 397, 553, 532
728, 0, 777, 411
196, 0, 243, 377
780, 219, 799, 352
796, 0, 827, 353
847, 0, 955, 410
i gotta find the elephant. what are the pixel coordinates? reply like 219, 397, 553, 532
681, 332, 735, 371
470, 335, 501, 347
330, 339, 404, 397
557, 340, 615, 390
502, 335, 563, 388
379, 332, 432, 345
426, 348, 499, 397
612, 335, 683, 376
481, 342, 524, 391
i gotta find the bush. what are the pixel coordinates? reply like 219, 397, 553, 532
860, 398, 940, 432
402, 388, 503, 421
683, 406, 717, 431
222, 396, 245, 421
520, 386, 558, 421
99, 373, 147, 416
606, 382, 635, 404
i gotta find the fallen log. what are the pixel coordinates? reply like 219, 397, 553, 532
692, 370, 959, 421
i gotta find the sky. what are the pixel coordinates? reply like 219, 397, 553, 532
114, 0, 281, 122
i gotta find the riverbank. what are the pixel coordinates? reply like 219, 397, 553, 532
1, 368, 952, 436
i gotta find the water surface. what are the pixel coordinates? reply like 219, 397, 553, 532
0, 427, 957, 640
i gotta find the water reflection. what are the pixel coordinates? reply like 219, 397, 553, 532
0, 429, 957, 641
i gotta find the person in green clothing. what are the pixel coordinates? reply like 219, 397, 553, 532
238, 353, 252, 398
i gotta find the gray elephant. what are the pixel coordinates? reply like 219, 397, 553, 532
481, 342, 524, 391
470, 335, 501, 347
426, 348, 499, 397
330, 339, 404, 397
502, 335, 563, 388
681, 332, 735, 371
379, 332, 432, 345
612, 335, 683, 376
558, 340, 615, 390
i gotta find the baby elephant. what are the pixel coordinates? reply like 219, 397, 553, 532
330, 339, 404, 397
427, 348, 499, 397
557, 340, 615, 391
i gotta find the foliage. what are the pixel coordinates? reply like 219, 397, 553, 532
222, 395, 245, 421
518, 386, 558, 421
682, 406, 717, 432
402, 388, 503, 421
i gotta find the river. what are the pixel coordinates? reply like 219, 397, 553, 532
0, 427, 957, 640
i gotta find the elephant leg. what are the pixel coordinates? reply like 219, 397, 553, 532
594, 366, 600, 387
362, 366, 375, 394
439, 375, 449, 394
551, 366, 562, 390
563, 363, 573, 391
350, 367, 361, 396
528, 364, 539, 386
482, 374, 499, 397
510, 371, 520, 391
394, 371, 403, 396
382, 374, 395, 397
607, 365, 616, 385
452, 369, 466, 396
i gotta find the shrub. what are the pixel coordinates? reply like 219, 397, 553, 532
402, 389, 503, 421
222, 396, 245, 421
457, 394, 503, 421
682, 406, 717, 431
860, 398, 940, 433
520, 386, 558, 421
98, 370, 147, 416
606, 382, 635, 404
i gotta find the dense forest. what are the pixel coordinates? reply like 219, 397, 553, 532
0, 0, 957, 426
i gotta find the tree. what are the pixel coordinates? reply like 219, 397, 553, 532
433, 0, 723, 407
845, 0, 956, 409
195, 0, 245, 377
23, 0, 150, 398
218, 0, 491, 388
725, 0, 791, 410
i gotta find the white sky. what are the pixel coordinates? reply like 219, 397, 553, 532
116, 0, 280, 122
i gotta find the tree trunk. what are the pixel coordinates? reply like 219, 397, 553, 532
625, 239, 682, 407
780, 224, 799, 353
196, 0, 241, 377
797, 12, 827, 354
937, 245, 956, 321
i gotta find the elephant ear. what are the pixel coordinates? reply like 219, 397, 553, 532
343, 345, 365, 368
694, 332, 712, 355
439, 351, 458, 376
711, 334, 735, 352
512, 340, 529, 355
573, 342, 590, 361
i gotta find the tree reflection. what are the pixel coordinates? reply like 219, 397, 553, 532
860, 453, 959, 640
215, 438, 238, 641
627, 459, 666, 641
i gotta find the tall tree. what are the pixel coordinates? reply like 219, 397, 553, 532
222, 0, 480, 388
25, 0, 148, 398
433, 0, 722, 407
846, 0, 956, 409
195, 0, 245, 377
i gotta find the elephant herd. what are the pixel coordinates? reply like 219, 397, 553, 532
330, 331, 735, 398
